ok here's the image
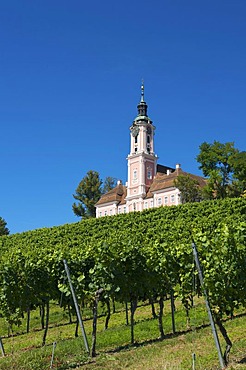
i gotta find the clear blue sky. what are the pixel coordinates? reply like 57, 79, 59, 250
1, 0, 245, 234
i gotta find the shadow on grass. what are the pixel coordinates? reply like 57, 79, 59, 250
106, 311, 246, 355
238, 356, 246, 364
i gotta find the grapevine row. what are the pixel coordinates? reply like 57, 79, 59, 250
0, 198, 245, 358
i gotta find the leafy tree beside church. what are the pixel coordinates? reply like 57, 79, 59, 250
196, 141, 246, 199
0, 217, 9, 236
73, 170, 102, 218
174, 174, 202, 203
72, 171, 117, 219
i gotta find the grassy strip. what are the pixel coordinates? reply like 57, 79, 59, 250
0, 299, 245, 369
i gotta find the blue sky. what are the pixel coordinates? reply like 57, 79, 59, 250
1, 0, 245, 234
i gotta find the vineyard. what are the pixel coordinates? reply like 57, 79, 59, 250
0, 198, 245, 368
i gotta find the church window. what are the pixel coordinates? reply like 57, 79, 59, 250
164, 196, 168, 205
171, 194, 175, 203
135, 136, 138, 144
150, 199, 154, 207
144, 201, 148, 209
123, 206, 126, 213
158, 197, 162, 206
104, 210, 107, 216
133, 170, 137, 179
147, 169, 152, 179
147, 135, 150, 144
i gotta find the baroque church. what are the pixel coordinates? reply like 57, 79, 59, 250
95, 84, 206, 217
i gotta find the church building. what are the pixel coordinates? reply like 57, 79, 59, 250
95, 84, 206, 217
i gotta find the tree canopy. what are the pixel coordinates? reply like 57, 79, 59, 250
102, 176, 117, 194
72, 172, 117, 219
174, 174, 202, 203
73, 170, 102, 218
196, 141, 246, 199
229, 151, 246, 194
0, 217, 9, 236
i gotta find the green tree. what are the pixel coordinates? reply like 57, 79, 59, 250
0, 217, 9, 236
229, 151, 246, 195
196, 141, 239, 199
73, 170, 102, 218
102, 176, 117, 194
174, 174, 202, 203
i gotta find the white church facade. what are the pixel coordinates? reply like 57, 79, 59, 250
95, 85, 206, 217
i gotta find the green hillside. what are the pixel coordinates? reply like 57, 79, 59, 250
0, 198, 245, 366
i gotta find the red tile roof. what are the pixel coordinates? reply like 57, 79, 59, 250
95, 183, 127, 206
148, 168, 206, 193
96, 167, 206, 206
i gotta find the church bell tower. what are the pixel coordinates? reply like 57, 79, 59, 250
126, 83, 157, 212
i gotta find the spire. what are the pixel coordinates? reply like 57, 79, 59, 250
141, 79, 145, 102
137, 80, 148, 117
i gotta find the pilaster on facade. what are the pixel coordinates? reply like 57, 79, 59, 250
95, 84, 207, 219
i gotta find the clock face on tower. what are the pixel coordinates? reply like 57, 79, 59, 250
131, 126, 139, 137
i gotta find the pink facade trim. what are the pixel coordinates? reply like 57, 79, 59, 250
95, 90, 206, 218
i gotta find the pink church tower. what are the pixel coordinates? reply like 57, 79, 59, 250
95, 83, 207, 218
125, 82, 158, 212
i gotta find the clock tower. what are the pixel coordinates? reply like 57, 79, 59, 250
125, 83, 157, 212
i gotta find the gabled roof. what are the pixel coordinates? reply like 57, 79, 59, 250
148, 167, 206, 194
95, 183, 127, 206
96, 166, 207, 207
